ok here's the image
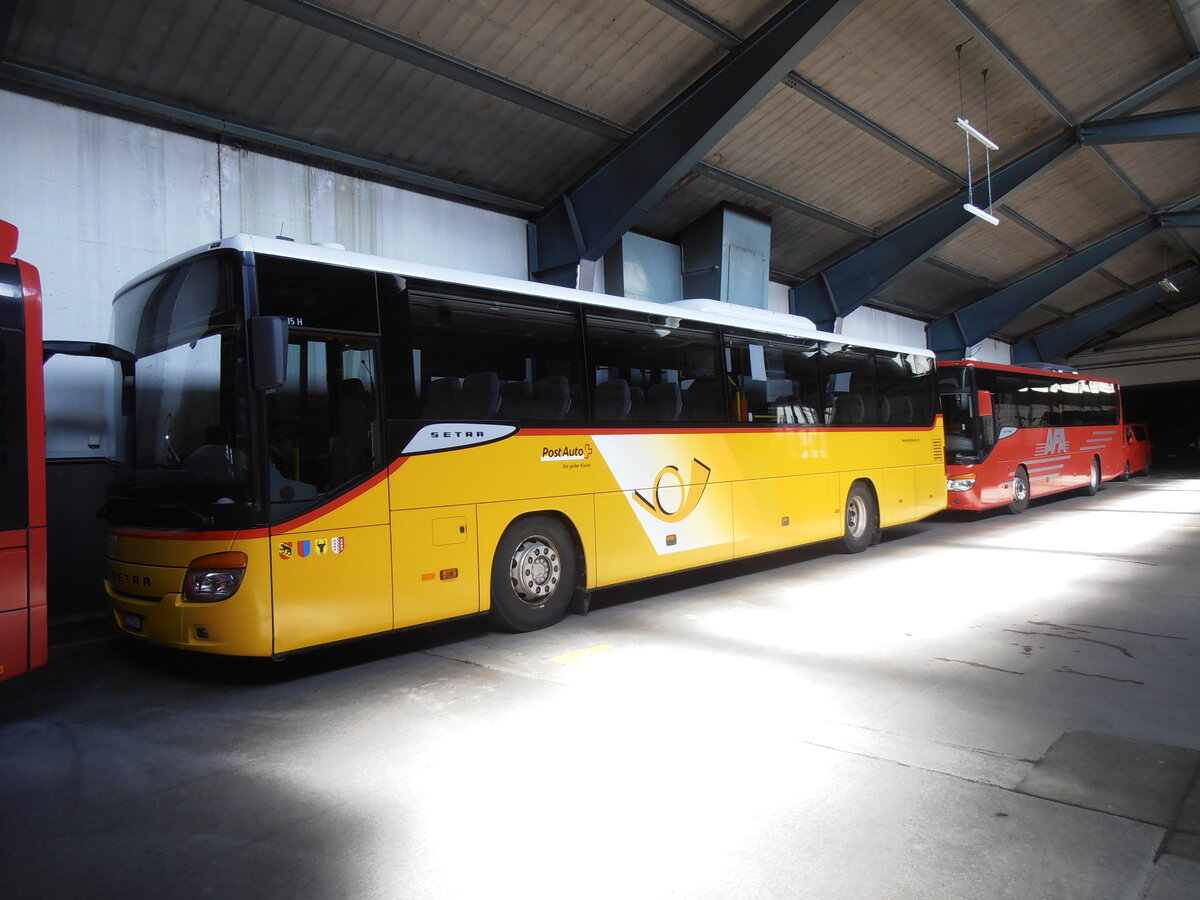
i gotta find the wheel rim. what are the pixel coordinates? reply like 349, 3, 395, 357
1124, 463, 1130, 478
846, 494, 868, 540
1091, 461, 1100, 489
1013, 476, 1028, 502
509, 535, 562, 606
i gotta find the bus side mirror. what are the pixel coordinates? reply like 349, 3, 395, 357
977, 389, 993, 417
250, 316, 288, 391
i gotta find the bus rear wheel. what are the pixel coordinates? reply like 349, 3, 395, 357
489, 516, 578, 632
1083, 457, 1101, 496
841, 482, 877, 554
1007, 468, 1030, 515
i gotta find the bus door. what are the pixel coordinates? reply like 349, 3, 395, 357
266, 333, 392, 653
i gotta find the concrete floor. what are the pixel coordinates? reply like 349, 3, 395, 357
4, 470, 1200, 899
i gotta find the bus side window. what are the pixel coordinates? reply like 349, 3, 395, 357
407, 292, 583, 424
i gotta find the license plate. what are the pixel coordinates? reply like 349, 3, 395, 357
123, 612, 144, 633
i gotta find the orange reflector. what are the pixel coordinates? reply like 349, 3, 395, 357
188, 551, 248, 570
666, 534, 677, 546
439, 568, 459, 581
421, 573, 436, 581
781, 516, 790, 526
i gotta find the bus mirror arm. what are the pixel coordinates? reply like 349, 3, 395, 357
42, 340, 137, 414
250, 316, 288, 391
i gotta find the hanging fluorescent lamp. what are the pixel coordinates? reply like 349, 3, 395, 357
956, 117, 998, 151
1159, 277, 1180, 293
963, 203, 1000, 226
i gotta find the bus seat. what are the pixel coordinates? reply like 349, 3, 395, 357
421, 376, 461, 419
683, 376, 725, 422
499, 380, 531, 419
594, 379, 631, 421
456, 371, 500, 420
531, 374, 571, 420
832, 392, 864, 423
628, 385, 645, 421
773, 395, 800, 424
644, 381, 681, 422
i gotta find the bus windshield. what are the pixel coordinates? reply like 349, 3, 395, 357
108, 254, 254, 527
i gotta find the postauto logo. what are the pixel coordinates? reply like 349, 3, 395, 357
541, 443, 593, 461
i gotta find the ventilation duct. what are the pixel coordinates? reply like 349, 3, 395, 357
680, 204, 771, 310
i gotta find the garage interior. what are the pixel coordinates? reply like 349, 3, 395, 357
3, 1, 1200, 897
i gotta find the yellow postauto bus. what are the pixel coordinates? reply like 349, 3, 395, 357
104, 234, 946, 656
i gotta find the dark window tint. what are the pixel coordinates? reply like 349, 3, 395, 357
0, 318, 27, 530
265, 335, 382, 517
724, 332, 822, 425
822, 343, 877, 425
586, 310, 723, 424
875, 352, 936, 425
115, 257, 238, 356
256, 257, 379, 333
405, 290, 584, 423
975, 369, 1030, 429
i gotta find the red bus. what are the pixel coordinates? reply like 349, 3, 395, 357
0, 220, 47, 680
939, 360, 1124, 514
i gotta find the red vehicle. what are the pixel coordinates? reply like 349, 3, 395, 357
0, 220, 47, 681
939, 360, 1124, 514
1121, 423, 1151, 479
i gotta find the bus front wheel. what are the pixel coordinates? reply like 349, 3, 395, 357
489, 516, 578, 632
841, 482, 877, 554
1083, 457, 1101, 496
1007, 468, 1030, 515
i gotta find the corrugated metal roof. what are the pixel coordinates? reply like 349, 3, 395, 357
4, 0, 1200, 355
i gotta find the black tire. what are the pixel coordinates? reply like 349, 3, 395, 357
1082, 457, 1101, 496
488, 516, 578, 632
841, 482, 877, 554
1117, 462, 1130, 482
1007, 467, 1030, 515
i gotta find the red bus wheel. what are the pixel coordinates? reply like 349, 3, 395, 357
1007, 468, 1030, 515
1083, 458, 1101, 496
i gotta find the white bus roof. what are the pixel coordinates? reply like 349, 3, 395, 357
117, 233, 934, 359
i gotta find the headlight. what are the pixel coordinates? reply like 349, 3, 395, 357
184, 551, 248, 602
947, 474, 977, 492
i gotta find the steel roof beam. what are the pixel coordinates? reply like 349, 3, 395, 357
1097, 56, 1200, 119
928, 218, 1159, 358
695, 163, 878, 237
1080, 106, 1200, 143
528, 0, 863, 286
939, 0, 1073, 125
641, 0, 740, 49
1013, 266, 1200, 362
790, 131, 1077, 329
245, 0, 629, 142
1167, 0, 1200, 56
1163, 210, 1200, 227
782, 74, 965, 185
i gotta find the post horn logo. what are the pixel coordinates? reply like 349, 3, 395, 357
632, 458, 712, 523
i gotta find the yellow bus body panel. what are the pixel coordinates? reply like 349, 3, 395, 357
271, 478, 392, 654
108, 422, 945, 656
107, 534, 274, 656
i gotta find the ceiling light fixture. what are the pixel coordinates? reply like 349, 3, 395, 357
955, 45, 1000, 227
1159, 277, 1180, 293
